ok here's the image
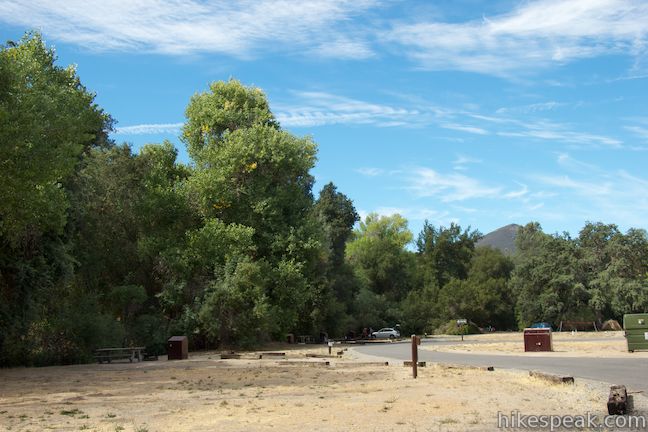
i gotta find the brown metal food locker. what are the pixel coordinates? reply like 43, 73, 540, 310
523, 328, 553, 352
167, 336, 188, 360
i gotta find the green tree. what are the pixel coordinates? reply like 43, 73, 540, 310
68, 144, 144, 295
602, 227, 648, 317
199, 259, 271, 347
438, 247, 515, 329
309, 183, 360, 336
0, 32, 111, 241
314, 183, 359, 266
510, 223, 588, 328
182, 79, 278, 161
346, 213, 415, 302
175, 80, 324, 344
0, 33, 113, 366
187, 124, 317, 259
416, 221, 482, 290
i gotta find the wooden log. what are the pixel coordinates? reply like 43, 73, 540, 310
607, 385, 628, 415
403, 361, 426, 367
435, 363, 494, 371
278, 361, 330, 367
336, 362, 389, 367
306, 354, 339, 358
529, 371, 574, 384
259, 352, 286, 359
220, 354, 241, 359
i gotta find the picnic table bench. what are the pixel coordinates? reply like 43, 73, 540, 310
94, 347, 145, 363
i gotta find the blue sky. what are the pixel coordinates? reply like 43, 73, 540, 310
1, 0, 647, 238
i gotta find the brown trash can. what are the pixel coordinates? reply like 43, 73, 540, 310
167, 336, 188, 360
286, 334, 295, 344
523, 328, 553, 352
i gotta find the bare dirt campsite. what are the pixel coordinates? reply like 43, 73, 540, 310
0, 344, 636, 432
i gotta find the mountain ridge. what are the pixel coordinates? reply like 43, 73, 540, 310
477, 223, 521, 255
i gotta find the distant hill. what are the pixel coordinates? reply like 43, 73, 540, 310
477, 224, 521, 255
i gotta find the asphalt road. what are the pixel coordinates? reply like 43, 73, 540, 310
354, 339, 648, 393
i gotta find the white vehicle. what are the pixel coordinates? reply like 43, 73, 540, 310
371, 328, 400, 339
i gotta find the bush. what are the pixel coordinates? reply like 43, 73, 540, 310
434, 320, 481, 335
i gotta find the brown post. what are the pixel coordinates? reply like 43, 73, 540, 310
411, 334, 418, 379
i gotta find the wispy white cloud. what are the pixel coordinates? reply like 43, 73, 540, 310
406, 167, 503, 202
556, 153, 598, 172
535, 174, 613, 196
453, 154, 482, 171
356, 167, 384, 177
496, 101, 571, 115
607, 73, 648, 82
624, 125, 648, 141
503, 183, 529, 199
111, 94, 624, 151
387, 0, 648, 76
275, 91, 420, 127
114, 122, 183, 135
440, 123, 489, 135
311, 36, 375, 59
452, 154, 482, 171
0, 0, 378, 58
529, 153, 648, 228
454, 155, 482, 166
496, 120, 623, 148
528, 202, 545, 211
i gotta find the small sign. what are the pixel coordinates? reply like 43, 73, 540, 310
457, 319, 467, 325
327, 341, 334, 347
644, 332, 648, 341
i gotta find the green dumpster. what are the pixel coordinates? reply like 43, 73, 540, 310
623, 314, 648, 352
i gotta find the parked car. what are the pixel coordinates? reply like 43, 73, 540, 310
371, 328, 400, 339
530, 322, 552, 329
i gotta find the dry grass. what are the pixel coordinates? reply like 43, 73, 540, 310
0, 345, 621, 431
422, 330, 648, 358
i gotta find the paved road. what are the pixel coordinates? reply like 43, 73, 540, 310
354, 339, 648, 393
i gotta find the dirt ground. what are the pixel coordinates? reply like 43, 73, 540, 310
0, 344, 632, 432
423, 330, 648, 357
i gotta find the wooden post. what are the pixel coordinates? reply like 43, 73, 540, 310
411, 334, 418, 379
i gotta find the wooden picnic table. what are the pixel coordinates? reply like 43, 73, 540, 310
94, 347, 145, 363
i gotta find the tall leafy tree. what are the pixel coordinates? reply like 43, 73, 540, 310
416, 221, 482, 290
310, 183, 360, 335
178, 80, 322, 343
0, 33, 113, 366
438, 247, 515, 329
182, 79, 279, 161
577, 222, 621, 321
510, 223, 589, 328
346, 213, 414, 302
0, 33, 111, 242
